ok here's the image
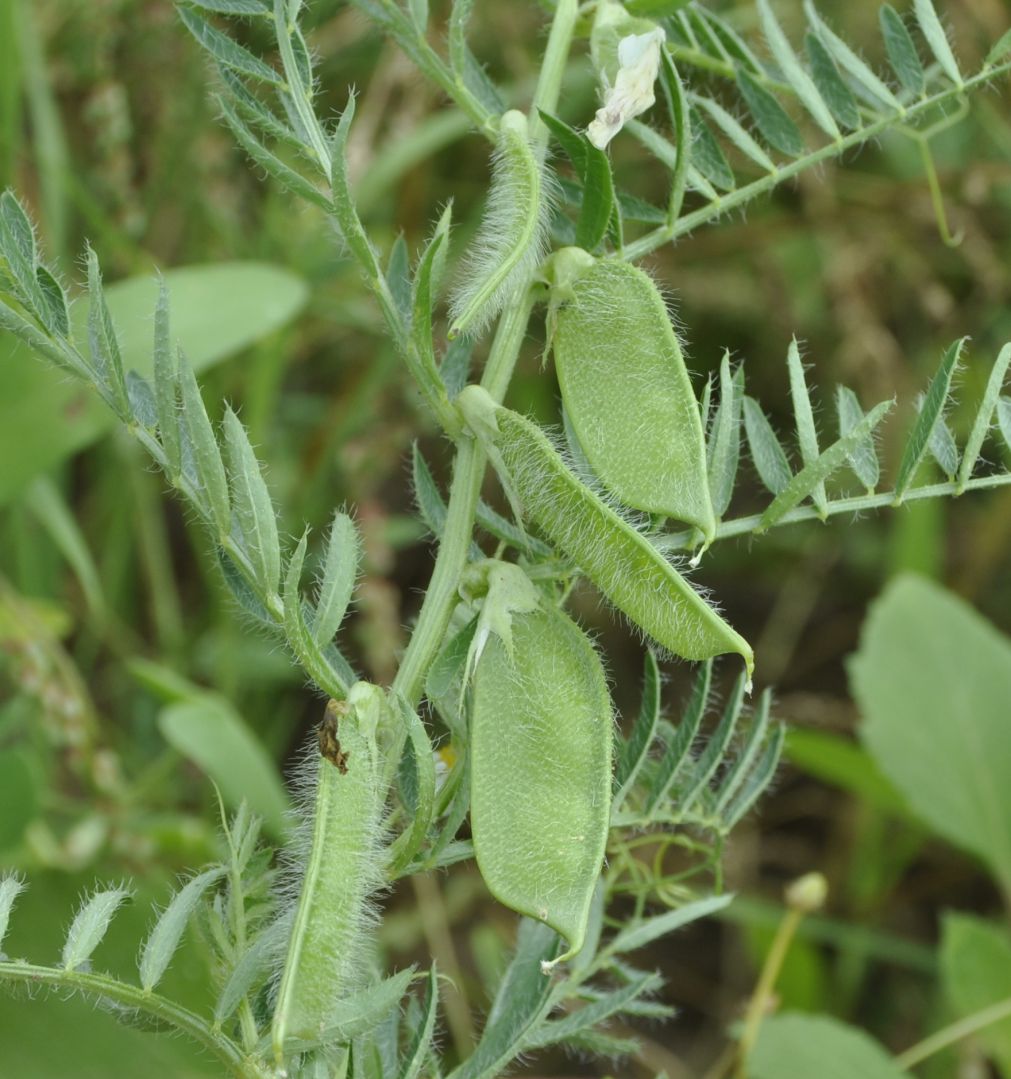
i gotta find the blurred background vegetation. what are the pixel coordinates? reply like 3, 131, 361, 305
1, 0, 1010, 1075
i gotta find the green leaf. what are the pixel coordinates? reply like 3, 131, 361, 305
880, 5, 925, 97
218, 95, 331, 211
177, 6, 283, 85
736, 69, 804, 158
275, 969, 417, 1055
958, 343, 1011, 491
751, 1013, 906, 1079
398, 966, 438, 1079
0, 262, 307, 504
835, 385, 880, 491
679, 671, 748, 808
222, 406, 281, 594
694, 94, 776, 173
34, 265, 69, 339
743, 396, 792, 495
919, 394, 959, 479
803, 2, 902, 113
609, 893, 732, 954
707, 353, 744, 519
851, 576, 1011, 891
986, 28, 1011, 67
448, 919, 560, 1079
139, 866, 227, 991
179, 354, 230, 533
787, 338, 826, 515
62, 887, 132, 972
313, 511, 360, 646
389, 704, 436, 872
185, 0, 271, 14
689, 106, 735, 191
913, 0, 962, 85
0, 750, 38, 851
941, 913, 1011, 1074
158, 695, 290, 839
647, 660, 710, 812
756, 0, 838, 140
804, 31, 860, 130
757, 400, 891, 533
613, 651, 661, 804
86, 248, 129, 415
0, 875, 25, 954
999, 396, 1011, 452
893, 338, 964, 502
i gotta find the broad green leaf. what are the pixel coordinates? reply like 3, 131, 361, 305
609, 893, 732, 954
0, 262, 307, 504
751, 1013, 905, 1079
743, 396, 792, 495
158, 696, 290, 839
62, 888, 132, 972
139, 867, 226, 991
941, 913, 1011, 1074
851, 576, 1011, 891
880, 5, 925, 97
736, 69, 804, 158
785, 729, 909, 818
0, 750, 37, 851
894, 338, 964, 501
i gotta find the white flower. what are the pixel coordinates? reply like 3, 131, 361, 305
586, 28, 666, 150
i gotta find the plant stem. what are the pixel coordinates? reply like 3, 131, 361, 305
733, 907, 803, 1079
0, 962, 264, 1078
623, 62, 1011, 261
529, 0, 578, 150
392, 291, 534, 707
895, 993, 1011, 1070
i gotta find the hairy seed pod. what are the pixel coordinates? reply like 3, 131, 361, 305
271, 685, 387, 1067
449, 110, 550, 339
471, 582, 611, 966
552, 252, 715, 544
458, 386, 753, 678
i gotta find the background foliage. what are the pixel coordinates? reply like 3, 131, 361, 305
2, 0, 1011, 1075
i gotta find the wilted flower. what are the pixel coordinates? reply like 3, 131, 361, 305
587, 28, 666, 150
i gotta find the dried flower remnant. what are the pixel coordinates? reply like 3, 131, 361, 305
587, 29, 666, 150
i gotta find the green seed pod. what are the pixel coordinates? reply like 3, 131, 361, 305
551, 252, 715, 544
470, 564, 611, 966
458, 386, 753, 678
271, 684, 387, 1067
449, 110, 549, 339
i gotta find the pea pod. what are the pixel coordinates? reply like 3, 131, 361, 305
271, 684, 387, 1065
449, 110, 549, 339
470, 564, 611, 965
458, 386, 753, 678
551, 252, 715, 544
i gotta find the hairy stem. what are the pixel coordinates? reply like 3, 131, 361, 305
0, 963, 263, 1078
392, 291, 535, 707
